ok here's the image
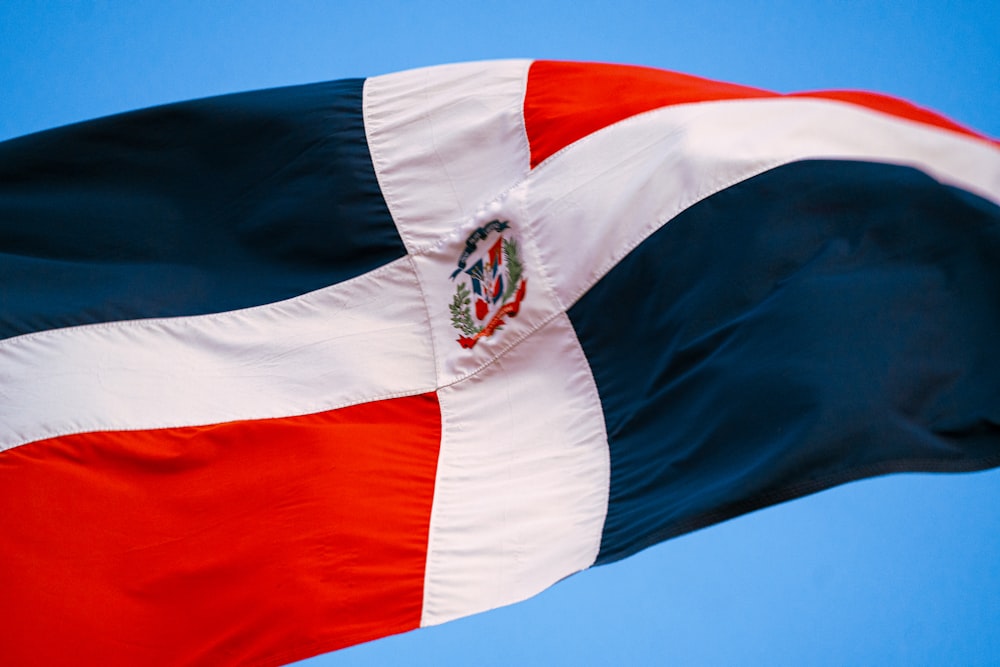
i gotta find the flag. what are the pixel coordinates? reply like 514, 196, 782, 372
1, 60, 998, 666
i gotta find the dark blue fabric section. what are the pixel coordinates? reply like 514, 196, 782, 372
567, 160, 1000, 565
0, 78, 403, 340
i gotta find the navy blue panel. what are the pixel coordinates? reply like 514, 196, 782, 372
0, 78, 404, 340
567, 160, 1000, 565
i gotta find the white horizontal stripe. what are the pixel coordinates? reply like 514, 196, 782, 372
364, 60, 532, 254
511, 97, 1000, 310
421, 313, 609, 626
0, 258, 436, 451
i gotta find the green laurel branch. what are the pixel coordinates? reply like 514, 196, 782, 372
502, 238, 523, 302
449, 282, 478, 336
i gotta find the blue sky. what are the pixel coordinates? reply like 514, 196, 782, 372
3, 2, 998, 665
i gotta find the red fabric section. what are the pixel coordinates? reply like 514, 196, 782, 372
524, 61, 771, 168
788, 89, 998, 146
524, 61, 996, 168
0, 393, 442, 667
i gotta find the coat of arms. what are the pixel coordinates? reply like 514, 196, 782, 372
448, 220, 527, 349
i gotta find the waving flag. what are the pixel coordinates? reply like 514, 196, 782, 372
1, 60, 998, 666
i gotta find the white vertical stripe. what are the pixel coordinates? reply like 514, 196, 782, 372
363, 60, 532, 254
421, 314, 610, 626
364, 61, 613, 624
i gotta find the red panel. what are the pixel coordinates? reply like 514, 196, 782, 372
524, 61, 771, 168
788, 89, 998, 146
0, 393, 441, 667
524, 61, 996, 168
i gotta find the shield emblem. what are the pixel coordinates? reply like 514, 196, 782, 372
448, 221, 527, 348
